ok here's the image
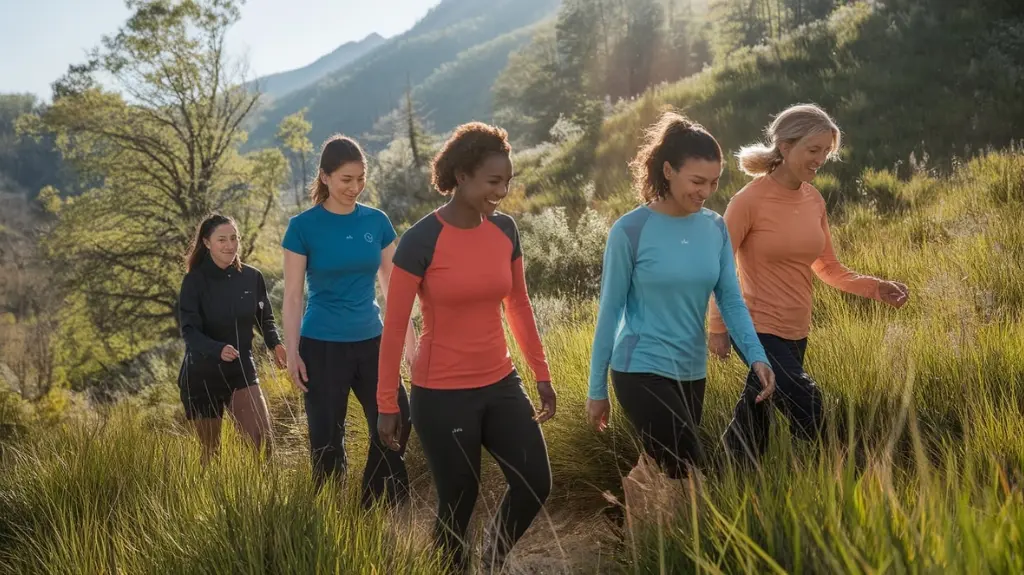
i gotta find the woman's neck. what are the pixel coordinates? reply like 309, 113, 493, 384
769, 164, 803, 190
322, 196, 356, 215
439, 196, 483, 229
208, 253, 232, 270
648, 197, 696, 217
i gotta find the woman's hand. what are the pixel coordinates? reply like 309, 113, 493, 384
752, 361, 776, 403
272, 344, 287, 369
879, 280, 910, 308
220, 345, 239, 362
586, 398, 610, 432
378, 413, 404, 451
709, 332, 731, 359
287, 348, 308, 393
534, 381, 557, 423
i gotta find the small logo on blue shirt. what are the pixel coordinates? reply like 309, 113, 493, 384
364, 233, 374, 243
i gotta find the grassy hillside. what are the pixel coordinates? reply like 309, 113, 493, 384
244, 0, 561, 151
3, 148, 1023, 572
524, 0, 1024, 212
245, 33, 386, 101
410, 23, 543, 132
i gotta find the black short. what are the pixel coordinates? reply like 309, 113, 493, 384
178, 365, 258, 420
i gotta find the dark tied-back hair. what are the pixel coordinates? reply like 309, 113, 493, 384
431, 122, 511, 195
310, 134, 367, 205
185, 213, 241, 272
629, 110, 723, 203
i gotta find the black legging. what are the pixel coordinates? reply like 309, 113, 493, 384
411, 370, 552, 574
611, 371, 706, 478
300, 335, 411, 508
723, 333, 825, 466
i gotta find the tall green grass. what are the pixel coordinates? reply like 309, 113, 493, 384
0, 407, 443, 574
2, 150, 1023, 573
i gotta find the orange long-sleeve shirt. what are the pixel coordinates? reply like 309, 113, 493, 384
708, 176, 883, 340
377, 210, 551, 414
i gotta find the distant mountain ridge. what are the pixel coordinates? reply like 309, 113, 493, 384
243, 0, 562, 151
244, 33, 387, 100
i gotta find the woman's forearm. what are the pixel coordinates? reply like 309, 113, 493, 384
283, 295, 303, 353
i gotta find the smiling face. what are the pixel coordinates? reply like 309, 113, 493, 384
663, 157, 723, 215
203, 222, 239, 269
779, 130, 835, 184
455, 152, 513, 216
321, 161, 366, 209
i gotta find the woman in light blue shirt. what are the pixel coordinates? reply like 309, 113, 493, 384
586, 112, 776, 478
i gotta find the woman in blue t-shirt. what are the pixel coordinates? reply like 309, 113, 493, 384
282, 134, 417, 508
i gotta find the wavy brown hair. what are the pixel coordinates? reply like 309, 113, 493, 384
430, 122, 511, 195
310, 135, 366, 205
185, 213, 241, 272
629, 110, 723, 203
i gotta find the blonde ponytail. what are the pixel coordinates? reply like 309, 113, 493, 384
737, 103, 841, 177
736, 142, 784, 176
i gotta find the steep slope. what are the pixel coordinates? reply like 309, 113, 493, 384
244, 0, 561, 151
411, 23, 544, 131
245, 34, 386, 100
529, 0, 1024, 208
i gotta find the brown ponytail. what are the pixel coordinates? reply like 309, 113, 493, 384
310, 134, 367, 205
629, 110, 723, 203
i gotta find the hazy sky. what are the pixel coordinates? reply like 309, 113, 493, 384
0, 0, 442, 100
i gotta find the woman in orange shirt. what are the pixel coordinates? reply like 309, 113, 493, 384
708, 103, 910, 466
377, 122, 556, 574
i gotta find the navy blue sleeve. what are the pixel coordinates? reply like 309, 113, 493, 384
488, 212, 522, 260
392, 213, 443, 278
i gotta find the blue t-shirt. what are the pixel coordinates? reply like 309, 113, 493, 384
588, 205, 768, 400
281, 203, 397, 343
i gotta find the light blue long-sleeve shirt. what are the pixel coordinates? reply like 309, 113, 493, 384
588, 205, 768, 400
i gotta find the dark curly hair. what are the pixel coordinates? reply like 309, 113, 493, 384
431, 122, 512, 195
629, 110, 723, 203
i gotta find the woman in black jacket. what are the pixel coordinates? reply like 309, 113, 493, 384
178, 213, 286, 466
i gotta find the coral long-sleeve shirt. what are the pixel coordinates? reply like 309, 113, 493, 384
708, 176, 883, 340
377, 210, 551, 414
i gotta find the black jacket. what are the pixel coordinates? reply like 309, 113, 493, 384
178, 255, 282, 383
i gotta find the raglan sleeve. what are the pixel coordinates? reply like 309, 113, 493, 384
708, 194, 753, 334
811, 201, 883, 300
377, 224, 430, 414
501, 216, 552, 383
711, 218, 768, 367
587, 222, 633, 401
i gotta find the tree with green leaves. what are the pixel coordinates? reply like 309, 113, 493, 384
368, 83, 437, 226
18, 0, 286, 351
0, 94, 76, 198
276, 108, 314, 209
492, 25, 564, 145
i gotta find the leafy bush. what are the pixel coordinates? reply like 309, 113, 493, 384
519, 205, 610, 298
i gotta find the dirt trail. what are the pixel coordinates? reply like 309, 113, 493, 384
388, 484, 629, 575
